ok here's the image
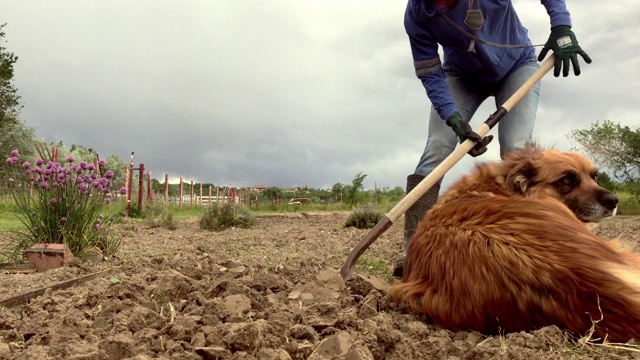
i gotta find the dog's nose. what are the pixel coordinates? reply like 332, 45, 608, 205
600, 192, 619, 210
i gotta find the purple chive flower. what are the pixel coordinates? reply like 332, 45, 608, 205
22, 162, 30, 169
34, 167, 43, 175
66, 155, 74, 163
104, 170, 114, 179
98, 160, 106, 166
80, 161, 88, 170
119, 187, 127, 195
80, 184, 89, 192
88, 164, 95, 171
76, 176, 84, 184
45, 161, 53, 169
5, 157, 14, 164
122, 212, 128, 217
39, 181, 48, 189
11, 149, 18, 157
36, 158, 44, 166
105, 197, 112, 204
50, 198, 57, 204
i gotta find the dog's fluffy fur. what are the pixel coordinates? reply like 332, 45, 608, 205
389, 146, 640, 342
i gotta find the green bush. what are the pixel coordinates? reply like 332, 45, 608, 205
2, 149, 123, 260
345, 204, 384, 229
199, 202, 255, 231
142, 196, 178, 230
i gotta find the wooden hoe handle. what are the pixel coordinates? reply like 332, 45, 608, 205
339, 56, 555, 281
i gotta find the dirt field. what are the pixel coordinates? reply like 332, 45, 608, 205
1, 213, 640, 359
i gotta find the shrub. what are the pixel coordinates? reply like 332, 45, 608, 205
345, 204, 384, 229
199, 202, 255, 231
142, 195, 178, 230
2, 149, 124, 260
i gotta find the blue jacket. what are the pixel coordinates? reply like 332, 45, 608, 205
405, 0, 572, 121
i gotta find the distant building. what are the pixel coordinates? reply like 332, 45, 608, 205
240, 185, 267, 192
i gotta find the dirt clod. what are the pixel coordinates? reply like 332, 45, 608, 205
0, 213, 639, 359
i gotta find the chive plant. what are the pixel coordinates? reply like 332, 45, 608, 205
3, 149, 124, 259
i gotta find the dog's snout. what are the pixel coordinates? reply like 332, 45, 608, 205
599, 191, 619, 210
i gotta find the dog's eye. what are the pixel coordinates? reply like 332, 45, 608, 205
557, 172, 578, 187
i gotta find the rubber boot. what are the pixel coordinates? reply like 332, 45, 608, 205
392, 174, 440, 278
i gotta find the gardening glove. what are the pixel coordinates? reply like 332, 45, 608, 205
538, 25, 592, 77
445, 112, 493, 157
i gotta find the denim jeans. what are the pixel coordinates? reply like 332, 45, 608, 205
414, 60, 541, 182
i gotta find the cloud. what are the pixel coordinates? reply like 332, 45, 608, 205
3, 0, 638, 192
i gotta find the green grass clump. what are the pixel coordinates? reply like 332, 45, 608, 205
615, 191, 640, 215
345, 204, 384, 229
141, 196, 178, 230
199, 203, 255, 231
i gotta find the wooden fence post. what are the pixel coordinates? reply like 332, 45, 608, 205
190, 181, 194, 206
179, 177, 183, 208
137, 163, 144, 211
147, 170, 152, 202
164, 174, 169, 205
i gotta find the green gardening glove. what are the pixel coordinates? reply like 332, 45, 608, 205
445, 112, 493, 157
538, 25, 592, 77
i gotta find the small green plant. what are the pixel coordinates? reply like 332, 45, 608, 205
161, 211, 178, 230
2, 149, 125, 260
141, 196, 178, 230
345, 204, 384, 229
199, 202, 255, 231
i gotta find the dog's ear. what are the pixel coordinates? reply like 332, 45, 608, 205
506, 160, 537, 195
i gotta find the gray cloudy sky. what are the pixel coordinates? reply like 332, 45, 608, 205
2, 1, 639, 191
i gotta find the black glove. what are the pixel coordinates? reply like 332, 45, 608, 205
538, 25, 592, 77
445, 112, 493, 157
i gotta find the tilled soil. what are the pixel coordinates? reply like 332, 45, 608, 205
0, 213, 639, 359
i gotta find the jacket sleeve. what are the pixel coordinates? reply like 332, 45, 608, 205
540, 0, 572, 28
405, 10, 458, 121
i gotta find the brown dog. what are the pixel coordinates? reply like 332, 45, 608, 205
389, 145, 640, 342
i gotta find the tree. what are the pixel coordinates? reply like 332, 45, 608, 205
0, 116, 36, 165
569, 120, 640, 184
596, 172, 617, 192
344, 172, 367, 207
0, 23, 21, 123
261, 187, 283, 201
331, 183, 345, 202
0, 24, 34, 172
